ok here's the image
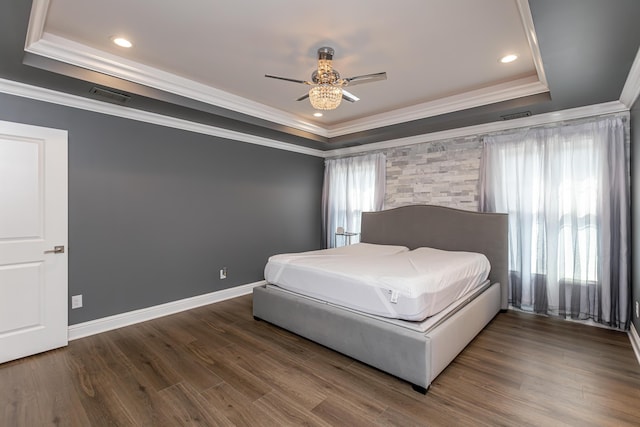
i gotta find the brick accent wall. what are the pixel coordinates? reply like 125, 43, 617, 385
383, 136, 482, 211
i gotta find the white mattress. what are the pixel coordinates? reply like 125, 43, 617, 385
268, 242, 410, 259
264, 244, 490, 321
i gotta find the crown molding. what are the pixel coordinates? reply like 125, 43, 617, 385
0, 77, 627, 160
24, 0, 48, 48
326, 76, 548, 138
620, 47, 640, 108
328, 101, 629, 157
25, 32, 329, 138
0, 78, 327, 158
516, 0, 548, 89
24, 0, 550, 139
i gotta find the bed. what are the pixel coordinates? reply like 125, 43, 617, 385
253, 205, 508, 393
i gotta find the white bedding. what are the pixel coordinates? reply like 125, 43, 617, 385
264, 243, 490, 320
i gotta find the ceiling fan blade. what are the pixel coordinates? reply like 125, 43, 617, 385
296, 93, 310, 101
265, 74, 312, 85
341, 89, 360, 103
344, 72, 387, 86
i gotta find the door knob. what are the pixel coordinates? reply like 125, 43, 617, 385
44, 245, 65, 254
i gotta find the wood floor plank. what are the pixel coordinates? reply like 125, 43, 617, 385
300, 349, 488, 426
2, 295, 640, 426
29, 349, 92, 427
184, 340, 273, 402
239, 357, 328, 409
236, 317, 320, 361
1, 356, 51, 426
127, 322, 225, 392
201, 382, 282, 427
65, 352, 138, 425
261, 347, 389, 416
90, 363, 176, 427
374, 406, 436, 427
147, 315, 198, 346
431, 372, 574, 427
172, 311, 235, 350
253, 390, 333, 427
111, 328, 182, 392
157, 382, 234, 426
311, 394, 380, 427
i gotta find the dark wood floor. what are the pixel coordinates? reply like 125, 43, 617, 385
2, 295, 640, 426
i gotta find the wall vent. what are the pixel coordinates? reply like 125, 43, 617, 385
500, 111, 532, 120
89, 87, 131, 104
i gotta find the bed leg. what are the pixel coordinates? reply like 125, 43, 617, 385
253, 316, 262, 321
411, 384, 429, 395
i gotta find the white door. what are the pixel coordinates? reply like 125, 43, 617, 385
0, 120, 68, 364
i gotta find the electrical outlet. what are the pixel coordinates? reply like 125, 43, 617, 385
220, 267, 227, 280
71, 294, 83, 309
636, 301, 639, 319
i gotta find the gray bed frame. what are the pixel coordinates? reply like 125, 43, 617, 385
253, 205, 508, 393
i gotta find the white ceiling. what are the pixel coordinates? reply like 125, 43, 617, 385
26, 0, 548, 137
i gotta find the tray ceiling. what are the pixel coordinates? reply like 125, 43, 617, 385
26, 0, 548, 138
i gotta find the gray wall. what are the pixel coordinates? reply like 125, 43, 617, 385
0, 92, 324, 325
632, 102, 640, 333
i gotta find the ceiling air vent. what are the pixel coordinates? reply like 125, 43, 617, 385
89, 86, 131, 104
500, 111, 532, 120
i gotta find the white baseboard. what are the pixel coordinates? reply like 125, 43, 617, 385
68, 281, 265, 341
630, 323, 640, 367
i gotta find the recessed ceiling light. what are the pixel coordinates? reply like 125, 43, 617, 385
112, 37, 133, 48
313, 112, 323, 117
500, 54, 518, 64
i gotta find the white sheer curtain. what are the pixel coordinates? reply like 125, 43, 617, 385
322, 153, 386, 248
480, 116, 630, 329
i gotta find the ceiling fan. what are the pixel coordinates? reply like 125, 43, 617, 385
265, 47, 387, 111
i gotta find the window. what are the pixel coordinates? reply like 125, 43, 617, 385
497, 139, 598, 283
480, 116, 630, 327
322, 153, 386, 248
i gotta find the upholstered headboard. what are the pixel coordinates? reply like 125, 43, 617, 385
360, 205, 508, 310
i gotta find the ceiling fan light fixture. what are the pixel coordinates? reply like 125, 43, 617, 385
265, 46, 386, 110
309, 84, 342, 110
317, 59, 334, 81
